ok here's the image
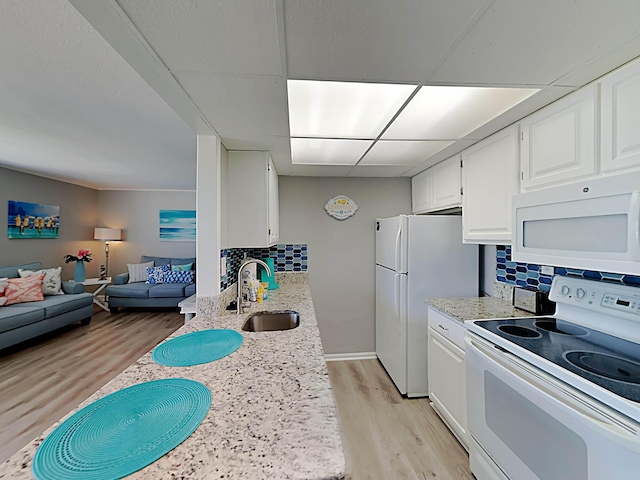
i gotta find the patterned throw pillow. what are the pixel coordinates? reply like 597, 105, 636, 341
127, 261, 154, 283
4, 275, 45, 305
171, 263, 193, 272
146, 265, 170, 284
0, 277, 8, 306
163, 270, 195, 284
18, 267, 63, 296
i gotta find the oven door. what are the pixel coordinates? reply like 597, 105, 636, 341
466, 332, 640, 480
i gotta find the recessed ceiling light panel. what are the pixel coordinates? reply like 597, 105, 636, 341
382, 86, 538, 140
287, 80, 415, 139
359, 140, 453, 166
290, 138, 373, 165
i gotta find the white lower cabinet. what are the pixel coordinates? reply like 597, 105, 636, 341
427, 307, 468, 450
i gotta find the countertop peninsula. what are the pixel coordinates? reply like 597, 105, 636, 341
426, 296, 535, 323
0, 274, 346, 480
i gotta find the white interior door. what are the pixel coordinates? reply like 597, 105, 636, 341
376, 265, 407, 394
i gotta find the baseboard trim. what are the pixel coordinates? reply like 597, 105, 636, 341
324, 352, 377, 362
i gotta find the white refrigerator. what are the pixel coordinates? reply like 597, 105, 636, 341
375, 214, 478, 397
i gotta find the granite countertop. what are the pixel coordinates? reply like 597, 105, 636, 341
0, 274, 346, 480
426, 296, 535, 323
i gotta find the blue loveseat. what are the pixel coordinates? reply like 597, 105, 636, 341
0, 262, 93, 351
105, 256, 196, 314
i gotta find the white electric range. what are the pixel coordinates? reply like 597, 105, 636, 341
465, 276, 640, 480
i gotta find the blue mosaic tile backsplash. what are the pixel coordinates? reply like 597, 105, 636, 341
496, 245, 640, 293
220, 244, 308, 292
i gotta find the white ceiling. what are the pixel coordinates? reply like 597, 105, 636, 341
2, 0, 640, 188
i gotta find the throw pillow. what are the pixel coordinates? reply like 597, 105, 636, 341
163, 270, 195, 284
146, 265, 170, 284
0, 277, 8, 306
4, 275, 45, 305
127, 261, 154, 283
18, 267, 64, 296
171, 263, 193, 272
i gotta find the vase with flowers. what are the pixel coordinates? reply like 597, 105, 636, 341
64, 249, 93, 282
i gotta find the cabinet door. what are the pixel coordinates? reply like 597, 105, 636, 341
267, 157, 279, 244
411, 169, 432, 214
520, 84, 598, 190
431, 155, 462, 211
462, 125, 519, 244
428, 327, 467, 448
601, 59, 640, 174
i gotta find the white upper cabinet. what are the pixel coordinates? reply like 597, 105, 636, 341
411, 155, 461, 214
411, 168, 432, 214
519, 84, 598, 191
601, 58, 640, 174
227, 151, 279, 248
431, 155, 462, 211
462, 124, 519, 245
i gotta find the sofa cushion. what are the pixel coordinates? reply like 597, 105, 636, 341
127, 261, 153, 283
8, 294, 93, 319
148, 284, 187, 298
146, 265, 170, 285
5, 275, 45, 305
0, 262, 42, 279
171, 258, 196, 267
105, 283, 151, 299
185, 283, 196, 297
141, 256, 171, 266
0, 306, 45, 334
163, 270, 195, 284
19, 267, 63, 296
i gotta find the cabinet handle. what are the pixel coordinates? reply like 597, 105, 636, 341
438, 324, 449, 331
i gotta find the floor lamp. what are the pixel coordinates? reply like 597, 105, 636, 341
94, 228, 122, 278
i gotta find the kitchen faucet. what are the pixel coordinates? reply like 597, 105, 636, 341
237, 258, 271, 314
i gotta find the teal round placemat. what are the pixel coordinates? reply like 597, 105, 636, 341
32, 378, 211, 480
152, 329, 243, 367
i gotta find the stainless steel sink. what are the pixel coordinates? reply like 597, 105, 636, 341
242, 310, 300, 332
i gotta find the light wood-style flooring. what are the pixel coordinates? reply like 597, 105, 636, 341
327, 359, 473, 480
0, 308, 183, 463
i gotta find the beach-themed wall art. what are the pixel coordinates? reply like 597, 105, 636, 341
7, 200, 60, 239
159, 210, 196, 242
324, 195, 357, 220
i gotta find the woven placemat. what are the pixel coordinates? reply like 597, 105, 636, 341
32, 378, 211, 480
152, 329, 243, 367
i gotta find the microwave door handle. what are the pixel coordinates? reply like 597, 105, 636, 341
629, 191, 640, 261
467, 336, 640, 453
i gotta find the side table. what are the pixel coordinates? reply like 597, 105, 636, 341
78, 277, 112, 312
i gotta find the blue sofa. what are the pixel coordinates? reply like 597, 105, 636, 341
0, 262, 93, 351
105, 256, 196, 314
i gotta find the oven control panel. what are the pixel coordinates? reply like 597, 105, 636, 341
550, 276, 640, 317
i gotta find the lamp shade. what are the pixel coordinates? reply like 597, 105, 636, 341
94, 228, 122, 241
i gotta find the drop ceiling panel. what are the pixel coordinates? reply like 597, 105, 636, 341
288, 165, 354, 177
348, 166, 412, 177
382, 86, 537, 140
284, 0, 487, 83
115, 0, 281, 75
291, 138, 372, 165
176, 72, 289, 137
288, 80, 415, 138
430, 0, 640, 86
0, 0, 196, 190
359, 141, 453, 166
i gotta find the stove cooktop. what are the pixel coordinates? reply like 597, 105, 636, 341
473, 317, 640, 403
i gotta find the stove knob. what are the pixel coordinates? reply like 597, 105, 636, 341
560, 285, 571, 296
576, 288, 586, 299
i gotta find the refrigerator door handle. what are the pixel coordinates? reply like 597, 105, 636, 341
395, 224, 402, 271
395, 273, 401, 323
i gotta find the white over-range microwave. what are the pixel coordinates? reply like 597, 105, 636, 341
512, 171, 640, 276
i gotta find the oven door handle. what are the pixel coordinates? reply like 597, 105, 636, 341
467, 335, 640, 453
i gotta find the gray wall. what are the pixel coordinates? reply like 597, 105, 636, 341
279, 176, 411, 354
0, 167, 100, 279
481, 244, 497, 296
97, 190, 196, 276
